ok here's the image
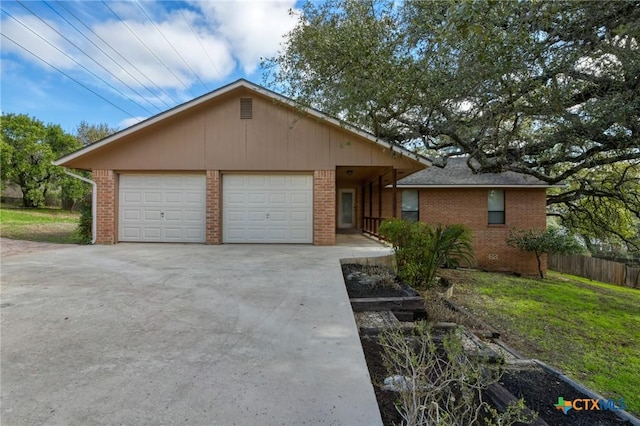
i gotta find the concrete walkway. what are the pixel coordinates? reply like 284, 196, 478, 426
1, 242, 390, 425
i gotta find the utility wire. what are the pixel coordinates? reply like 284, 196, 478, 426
1, 32, 137, 118
16, 0, 160, 115
174, 0, 223, 83
54, 0, 180, 106
44, 1, 172, 110
101, 0, 197, 98
134, 0, 209, 93
1, 8, 154, 116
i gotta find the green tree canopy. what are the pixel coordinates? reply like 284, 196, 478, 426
1, 113, 81, 207
265, 0, 640, 251
75, 121, 118, 147
507, 228, 584, 278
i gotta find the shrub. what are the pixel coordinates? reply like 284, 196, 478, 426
507, 227, 584, 278
75, 196, 92, 244
379, 219, 474, 289
379, 323, 536, 425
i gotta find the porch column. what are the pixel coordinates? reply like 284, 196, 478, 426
368, 181, 373, 217
377, 175, 383, 217
360, 184, 365, 229
313, 170, 336, 245
392, 168, 398, 218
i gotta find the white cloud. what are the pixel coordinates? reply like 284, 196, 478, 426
1, 1, 299, 105
118, 116, 147, 129
1, 14, 76, 69
190, 0, 299, 74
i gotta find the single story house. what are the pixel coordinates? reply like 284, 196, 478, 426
371, 157, 554, 276
54, 79, 428, 246
55, 80, 552, 276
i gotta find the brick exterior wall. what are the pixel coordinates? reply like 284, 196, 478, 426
378, 187, 548, 276
93, 170, 116, 244
206, 170, 221, 244
314, 170, 336, 245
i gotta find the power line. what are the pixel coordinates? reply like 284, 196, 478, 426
101, 0, 197, 98
134, 0, 209, 93
16, 0, 161, 115
43, 0, 172, 110
2, 8, 156, 116
54, 0, 180, 107
1, 32, 138, 119
174, 0, 224, 83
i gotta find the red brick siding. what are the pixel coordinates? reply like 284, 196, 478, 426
379, 188, 547, 276
93, 169, 115, 244
206, 170, 221, 244
314, 170, 336, 245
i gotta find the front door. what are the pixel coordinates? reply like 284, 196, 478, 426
338, 189, 355, 228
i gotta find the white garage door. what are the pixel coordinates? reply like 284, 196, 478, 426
119, 175, 206, 243
223, 175, 313, 243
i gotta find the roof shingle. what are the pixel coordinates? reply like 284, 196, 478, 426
398, 157, 551, 187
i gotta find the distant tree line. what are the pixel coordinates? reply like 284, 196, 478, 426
0, 113, 117, 208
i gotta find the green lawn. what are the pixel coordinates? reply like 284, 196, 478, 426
0, 204, 81, 244
442, 269, 640, 416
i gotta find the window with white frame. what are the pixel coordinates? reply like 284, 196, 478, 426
488, 189, 505, 224
402, 190, 419, 221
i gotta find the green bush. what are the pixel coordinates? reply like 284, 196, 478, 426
507, 227, 584, 278
75, 196, 92, 244
379, 218, 474, 288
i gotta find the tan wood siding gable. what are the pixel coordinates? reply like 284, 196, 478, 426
59, 88, 421, 173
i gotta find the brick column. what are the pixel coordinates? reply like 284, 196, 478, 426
313, 170, 336, 245
206, 170, 221, 244
93, 170, 115, 244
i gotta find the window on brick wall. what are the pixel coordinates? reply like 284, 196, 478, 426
488, 189, 505, 224
402, 190, 419, 221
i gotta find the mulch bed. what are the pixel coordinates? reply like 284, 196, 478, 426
500, 368, 633, 426
360, 336, 404, 426
343, 264, 637, 425
342, 263, 417, 298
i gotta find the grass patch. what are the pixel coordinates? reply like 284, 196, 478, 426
0, 204, 81, 244
441, 269, 640, 416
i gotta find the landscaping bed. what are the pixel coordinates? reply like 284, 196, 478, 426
499, 367, 633, 425
342, 261, 639, 425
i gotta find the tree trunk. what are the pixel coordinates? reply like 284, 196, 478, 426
535, 251, 544, 279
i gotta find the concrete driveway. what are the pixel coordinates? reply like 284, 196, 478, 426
1, 242, 389, 425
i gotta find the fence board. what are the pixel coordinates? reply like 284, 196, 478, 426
548, 254, 639, 289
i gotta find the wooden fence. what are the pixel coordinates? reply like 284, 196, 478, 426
548, 254, 640, 289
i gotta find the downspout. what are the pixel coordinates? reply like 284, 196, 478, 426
63, 169, 97, 245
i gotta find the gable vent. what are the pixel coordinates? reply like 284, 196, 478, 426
240, 97, 253, 119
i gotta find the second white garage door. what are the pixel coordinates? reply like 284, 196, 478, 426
119, 175, 206, 243
223, 175, 313, 243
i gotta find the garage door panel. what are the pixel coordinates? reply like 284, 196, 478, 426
223, 174, 312, 243
165, 192, 183, 203
122, 227, 141, 238
144, 192, 162, 203
290, 211, 310, 222
119, 174, 205, 243
268, 211, 287, 222
247, 211, 266, 222
123, 191, 141, 203
144, 210, 162, 221
122, 209, 141, 221
164, 210, 183, 221
143, 227, 162, 238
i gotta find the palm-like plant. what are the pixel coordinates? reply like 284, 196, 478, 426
379, 219, 475, 288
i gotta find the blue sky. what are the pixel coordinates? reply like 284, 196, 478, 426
1, 0, 302, 134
